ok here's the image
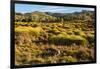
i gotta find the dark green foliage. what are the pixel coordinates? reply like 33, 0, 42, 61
49, 34, 87, 45
86, 34, 94, 45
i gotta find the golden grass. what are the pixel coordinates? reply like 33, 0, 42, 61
14, 22, 95, 65
15, 44, 94, 65
15, 26, 43, 36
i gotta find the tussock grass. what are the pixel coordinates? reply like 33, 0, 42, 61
15, 26, 43, 36
49, 34, 87, 45
15, 22, 95, 65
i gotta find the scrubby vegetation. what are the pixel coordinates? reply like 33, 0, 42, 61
15, 10, 95, 66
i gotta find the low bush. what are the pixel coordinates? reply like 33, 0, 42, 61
49, 34, 87, 45
73, 30, 85, 37
76, 47, 94, 61
31, 58, 44, 64
48, 28, 60, 35
63, 50, 77, 56
15, 26, 43, 37
86, 34, 94, 45
59, 56, 77, 63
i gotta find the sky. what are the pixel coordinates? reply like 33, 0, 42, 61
15, 3, 94, 13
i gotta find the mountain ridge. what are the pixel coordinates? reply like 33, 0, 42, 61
15, 10, 95, 23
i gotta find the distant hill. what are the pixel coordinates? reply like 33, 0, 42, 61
15, 10, 95, 23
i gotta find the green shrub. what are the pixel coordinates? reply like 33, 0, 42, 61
65, 56, 77, 63
86, 34, 94, 45
48, 28, 60, 35
59, 56, 77, 63
49, 34, 69, 45
15, 26, 43, 37
73, 30, 85, 37
70, 35, 87, 45
66, 50, 77, 56
49, 34, 87, 45
31, 58, 44, 64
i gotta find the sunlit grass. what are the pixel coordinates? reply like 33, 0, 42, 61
15, 22, 95, 65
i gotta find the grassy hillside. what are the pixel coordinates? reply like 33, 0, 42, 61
15, 11, 95, 65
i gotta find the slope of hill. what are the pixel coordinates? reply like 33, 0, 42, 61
15, 10, 95, 23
